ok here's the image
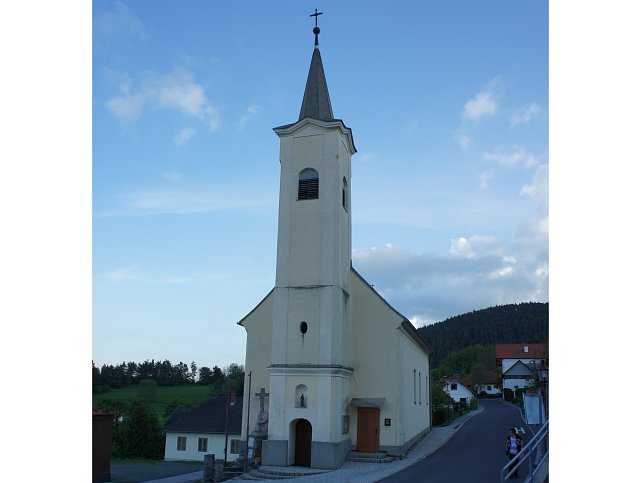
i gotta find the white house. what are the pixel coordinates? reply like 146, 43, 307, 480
496, 343, 548, 393
164, 396, 243, 462
237, 25, 433, 470
442, 378, 476, 405
501, 360, 537, 392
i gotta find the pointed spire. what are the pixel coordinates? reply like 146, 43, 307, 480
298, 19, 334, 121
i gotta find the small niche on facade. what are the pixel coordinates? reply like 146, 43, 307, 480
295, 384, 308, 408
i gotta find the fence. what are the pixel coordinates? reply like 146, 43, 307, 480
501, 420, 548, 482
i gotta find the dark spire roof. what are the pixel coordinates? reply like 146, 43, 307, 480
298, 26, 334, 121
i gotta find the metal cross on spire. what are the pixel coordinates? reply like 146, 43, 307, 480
310, 8, 323, 26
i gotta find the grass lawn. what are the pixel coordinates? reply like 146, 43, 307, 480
93, 384, 215, 420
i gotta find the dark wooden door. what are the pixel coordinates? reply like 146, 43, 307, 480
294, 419, 312, 466
357, 407, 380, 452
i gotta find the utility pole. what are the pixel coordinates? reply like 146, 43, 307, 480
244, 371, 252, 472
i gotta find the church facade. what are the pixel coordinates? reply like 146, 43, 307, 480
238, 25, 433, 470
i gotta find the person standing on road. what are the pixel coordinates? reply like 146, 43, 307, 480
505, 428, 523, 478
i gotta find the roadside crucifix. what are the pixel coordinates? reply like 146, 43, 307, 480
255, 387, 269, 413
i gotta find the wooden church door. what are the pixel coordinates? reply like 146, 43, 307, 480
294, 419, 312, 466
357, 407, 380, 452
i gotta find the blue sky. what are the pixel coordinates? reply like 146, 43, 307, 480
92, 0, 549, 370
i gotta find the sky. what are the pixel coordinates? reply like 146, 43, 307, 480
92, 0, 549, 371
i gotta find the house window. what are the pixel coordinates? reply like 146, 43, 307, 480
487, 385, 492, 391
419, 372, 422, 404
198, 437, 208, 452
298, 168, 319, 200
230, 439, 242, 454
451, 383, 457, 391
177, 436, 187, 451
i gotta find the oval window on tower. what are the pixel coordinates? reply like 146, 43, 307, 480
300, 321, 308, 334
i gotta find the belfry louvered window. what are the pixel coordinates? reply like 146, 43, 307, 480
298, 168, 319, 200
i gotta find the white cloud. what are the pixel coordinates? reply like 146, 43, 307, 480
521, 163, 549, 200
238, 103, 261, 129
453, 131, 472, 149
105, 68, 221, 130
449, 235, 501, 259
352, 232, 548, 325
478, 170, 493, 189
358, 153, 376, 162
96, 1, 148, 40
105, 94, 144, 123
174, 127, 196, 146
96, 185, 270, 217
511, 102, 543, 126
483, 147, 538, 167
464, 91, 497, 120
106, 266, 191, 285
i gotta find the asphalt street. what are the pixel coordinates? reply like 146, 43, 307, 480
379, 399, 531, 483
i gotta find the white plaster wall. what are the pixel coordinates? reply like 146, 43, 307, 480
399, 330, 431, 444
240, 292, 273, 440
267, 370, 351, 446
164, 432, 241, 461
501, 358, 540, 374
349, 271, 430, 448
443, 382, 474, 403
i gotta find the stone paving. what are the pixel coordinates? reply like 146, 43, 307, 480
235, 408, 484, 483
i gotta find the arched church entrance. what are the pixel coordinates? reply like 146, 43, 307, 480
293, 419, 312, 467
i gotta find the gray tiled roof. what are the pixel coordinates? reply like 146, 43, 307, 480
298, 47, 334, 121
164, 395, 243, 434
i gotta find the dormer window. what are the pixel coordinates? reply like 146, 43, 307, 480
298, 168, 319, 200
523, 345, 529, 353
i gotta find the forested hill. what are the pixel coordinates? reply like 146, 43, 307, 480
417, 302, 548, 365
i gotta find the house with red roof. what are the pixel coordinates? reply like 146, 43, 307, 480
496, 343, 548, 394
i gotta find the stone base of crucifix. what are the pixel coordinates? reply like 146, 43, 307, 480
250, 387, 269, 463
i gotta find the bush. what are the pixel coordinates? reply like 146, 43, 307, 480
432, 406, 453, 426
503, 388, 514, 401
478, 391, 488, 398
113, 400, 164, 459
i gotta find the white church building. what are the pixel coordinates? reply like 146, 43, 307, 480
238, 23, 434, 469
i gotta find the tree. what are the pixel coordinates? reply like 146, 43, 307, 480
114, 400, 164, 459
223, 363, 245, 395
198, 366, 212, 385
189, 361, 197, 383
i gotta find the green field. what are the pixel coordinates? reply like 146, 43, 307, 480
93, 384, 216, 421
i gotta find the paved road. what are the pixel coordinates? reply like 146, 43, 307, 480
109, 460, 203, 482
379, 399, 531, 482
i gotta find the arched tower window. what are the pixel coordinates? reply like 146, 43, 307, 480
298, 168, 319, 200
342, 177, 348, 211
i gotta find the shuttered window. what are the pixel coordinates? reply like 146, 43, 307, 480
298, 168, 319, 200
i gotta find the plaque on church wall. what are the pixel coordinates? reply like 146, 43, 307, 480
384, 418, 391, 426
342, 415, 349, 434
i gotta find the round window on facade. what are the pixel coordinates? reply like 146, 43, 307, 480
300, 321, 308, 334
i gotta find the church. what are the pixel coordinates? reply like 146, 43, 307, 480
238, 20, 433, 470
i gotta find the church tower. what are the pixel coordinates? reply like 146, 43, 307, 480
262, 21, 358, 468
